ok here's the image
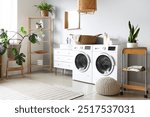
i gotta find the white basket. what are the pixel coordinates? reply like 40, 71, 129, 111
37, 60, 43, 65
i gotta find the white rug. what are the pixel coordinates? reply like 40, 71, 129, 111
0, 79, 84, 100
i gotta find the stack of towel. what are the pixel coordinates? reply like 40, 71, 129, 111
125, 65, 145, 72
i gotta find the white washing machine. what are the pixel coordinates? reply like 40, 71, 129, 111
73, 45, 93, 84
93, 45, 122, 84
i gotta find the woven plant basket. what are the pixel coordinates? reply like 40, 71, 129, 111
78, 34, 101, 44
7, 44, 21, 60
40, 10, 49, 16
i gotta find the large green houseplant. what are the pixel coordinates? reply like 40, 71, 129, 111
0, 27, 40, 65
127, 21, 140, 48
34, 1, 54, 16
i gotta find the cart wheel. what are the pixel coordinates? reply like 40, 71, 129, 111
120, 91, 124, 95
147, 90, 149, 94
124, 88, 126, 91
144, 95, 148, 98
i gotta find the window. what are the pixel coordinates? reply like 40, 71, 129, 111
0, 0, 17, 31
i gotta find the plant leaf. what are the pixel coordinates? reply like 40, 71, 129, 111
128, 21, 132, 30
12, 48, 18, 56
133, 28, 140, 40
20, 53, 26, 57
20, 26, 27, 36
15, 52, 26, 65
0, 43, 6, 55
0, 29, 8, 40
29, 33, 38, 44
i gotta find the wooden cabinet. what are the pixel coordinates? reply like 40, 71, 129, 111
121, 47, 148, 98
28, 17, 53, 72
54, 48, 73, 71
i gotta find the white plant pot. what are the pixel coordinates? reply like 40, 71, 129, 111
127, 42, 138, 48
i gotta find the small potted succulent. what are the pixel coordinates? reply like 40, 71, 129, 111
127, 21, 140, 48
0, 27, 41, 65
34, 1, 54, 16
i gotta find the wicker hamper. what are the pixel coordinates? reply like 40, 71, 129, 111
7, 39, 22, 60
78, 34, 101, 44
7, 44, 21, 60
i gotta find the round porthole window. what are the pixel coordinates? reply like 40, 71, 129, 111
75, 53, 90, 72
96, 53, 114, 76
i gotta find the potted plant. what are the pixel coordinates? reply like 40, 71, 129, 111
127, 21, 140, 48
34, 1, 54, 16
0, 27, 41, 65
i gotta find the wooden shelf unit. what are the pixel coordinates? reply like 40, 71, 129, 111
6, 58, 24, 78
0, 55, 2, 78
121, 47, 148, 98
28, 17, 53, 72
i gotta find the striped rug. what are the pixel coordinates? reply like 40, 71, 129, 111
0, 79, 84, 100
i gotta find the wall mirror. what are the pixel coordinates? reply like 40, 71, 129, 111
64, 11, 80, 29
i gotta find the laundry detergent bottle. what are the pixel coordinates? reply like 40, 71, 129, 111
103, 32, 110, 45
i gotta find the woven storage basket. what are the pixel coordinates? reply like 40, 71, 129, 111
7, 44, 21, 60
78, 34, 101, 44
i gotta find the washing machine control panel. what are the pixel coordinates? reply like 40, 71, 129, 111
85, 46, 91, 50
93, 45, 118, 52
108, 46, 116, 51
73, 45, 92, 50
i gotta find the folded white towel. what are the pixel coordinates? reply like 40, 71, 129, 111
126, 65, 145, 72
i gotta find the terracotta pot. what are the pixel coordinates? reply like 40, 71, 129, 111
40, 10, 49, 17
127, 42, 138, 48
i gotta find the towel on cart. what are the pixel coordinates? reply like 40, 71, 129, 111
125, 65, 145, 72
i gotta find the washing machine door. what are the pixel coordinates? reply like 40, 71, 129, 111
96, 53, 115, 76
75, 52, 90, 72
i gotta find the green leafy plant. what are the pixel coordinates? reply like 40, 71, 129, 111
12, 48, 26, 65
0, 26, 41, 65
128, 21, 140, 43
34, 1, 54, 13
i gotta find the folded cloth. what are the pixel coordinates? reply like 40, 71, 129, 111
126, 65, 145, 72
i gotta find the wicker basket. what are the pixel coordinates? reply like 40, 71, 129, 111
78, 34, 101, 44
7, 44, 21, 60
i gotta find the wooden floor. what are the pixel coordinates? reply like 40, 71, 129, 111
1, 71, 149, 100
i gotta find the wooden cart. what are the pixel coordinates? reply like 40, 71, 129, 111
120, 47, 148, 98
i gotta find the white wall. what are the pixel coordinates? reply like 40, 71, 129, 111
48, 0, 150, 83
0, 0, 18, 75
0, 0, 17, 31
48, 0, 150, 47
